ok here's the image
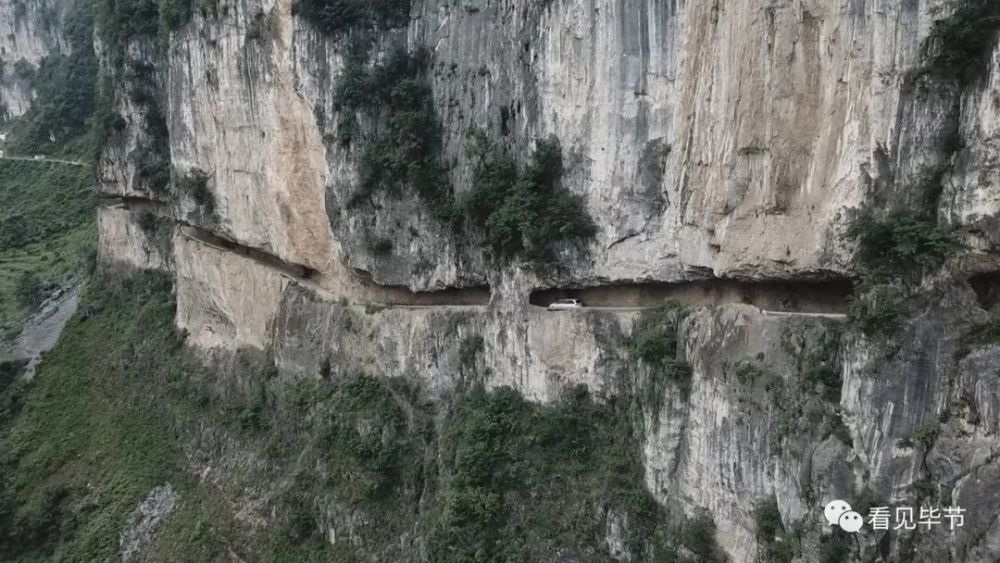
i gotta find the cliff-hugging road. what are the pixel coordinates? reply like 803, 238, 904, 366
108, 198, 852, 318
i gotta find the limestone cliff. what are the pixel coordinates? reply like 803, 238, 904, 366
83, 0, 1000, 561
0, 0, 68, 119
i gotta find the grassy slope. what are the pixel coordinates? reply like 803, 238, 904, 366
0, 275, 181, 561
0, 160, 95, 349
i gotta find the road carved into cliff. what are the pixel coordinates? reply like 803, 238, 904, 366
102, 196, 493, 307
0, 155, 90, 167
530, 279, 853, 316
103, 197, 854, 317
177, 224, 492, 307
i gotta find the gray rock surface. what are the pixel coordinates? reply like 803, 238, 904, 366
75, 0, 1000, 560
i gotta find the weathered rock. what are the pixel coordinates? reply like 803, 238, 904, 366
0, 0, 68, 118
119, 485, 179, 563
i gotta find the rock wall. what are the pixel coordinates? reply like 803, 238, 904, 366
97, 206, 170, 271
84, 0, 1000, 561
174, 230, 290, 351
150, 0, 1000, 288
0, 0, 67, 119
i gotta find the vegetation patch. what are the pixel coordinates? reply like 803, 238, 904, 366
733, 360, 767, 386
93, 0, 172, 190
4, 3, 97, 157
627, 300, 691, 386
849, 283, 907, 338
898, 420, 940, 450
295, 0, 410, 35
137, 212, 174, 257
845, 207, 961, 283
458, 334, 485, 376
0, 160, 95, 348
754, 496, 800, 563
363, 234, 393, 257
920, 0, 1000, 85
175, 169, 215, 218
334, 48, 455, 222
159, 0, 193, 34
818, 530, 852, 563
1, 271, 726, 561
963, 317, 1000, 348
844, 204, 958, 339
0, 274, 183, 560
463, 131, 598, 262
430, 384, 724, 562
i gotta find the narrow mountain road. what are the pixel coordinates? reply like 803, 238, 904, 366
0, 155, 91, 167
127, 201, 853, 319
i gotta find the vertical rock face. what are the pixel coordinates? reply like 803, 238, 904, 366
943, 46, 1000, 247
97, 206, 170, 271
0, 0, 67, 119
156, 0, 1000, 287
174, 230, 290, 351
76, 0, 1000, 561
168, 0, 335, 272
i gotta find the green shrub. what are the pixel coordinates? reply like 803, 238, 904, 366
159, 0, 192, 32
458, 335, 484, 374
849, 284, 906, 337
845, 207, 961, 282
681, 512, 723, 561
965, 317, 1000, 347
13, 60, 36, 81
176, 170, 215, 214
754, 496, 799, 563
798, 325, 843, 402
0, 360, 25, 394
1, 215, 29, 248
321, 374, 423, 503
734, 360, 766, 385
5, 4, 97, 156
429, 384, 712, 562
627, 301, 688, 373
463, 132, 597, 261
15, 271, 46, 309
819, 530, 852, 563
923, 0, 1000, 84
294, 0, 410, 35
911, 421, 940, 449
335, 49, 455, 221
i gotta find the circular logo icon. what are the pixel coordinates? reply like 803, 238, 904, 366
838, 511, 864, 533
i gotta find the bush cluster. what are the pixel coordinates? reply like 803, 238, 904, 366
295, 0, 410, 35
430, 384, 722, 562
844, 204, 960, 336
754, 496, 799, 563
845, 207, 961, 283
5, 4, 97, 156
463, 132, 598, 261
923, 0, 1000, 84
334, 49, 455, 221
626, 300, 691, 386
176, 170, 215, 215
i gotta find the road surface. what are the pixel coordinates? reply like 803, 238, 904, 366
0, 155, 90, 167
